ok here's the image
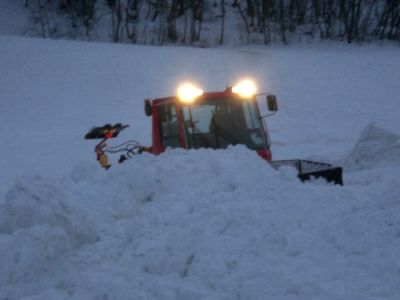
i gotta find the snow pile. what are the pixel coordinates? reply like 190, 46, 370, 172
0, 224, 70, 287
344, 123, 400, 170
0, 176, 98, 247
0, 176, 98, 290
1, 147, 400, 299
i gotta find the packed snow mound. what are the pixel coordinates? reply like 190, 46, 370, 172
0, 176, 98, 248
1, 146, 400, 299
65, 146, 301, 223
0, 225, 70, 287
344, 123, 400, 170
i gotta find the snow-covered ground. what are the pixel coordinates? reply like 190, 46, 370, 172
1, 36, 400, 299
0, 1, 30, 37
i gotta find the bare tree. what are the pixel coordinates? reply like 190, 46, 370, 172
23, 0, 400, 45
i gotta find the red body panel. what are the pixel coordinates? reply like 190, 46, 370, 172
147, 90, 272, 160
150, 103, 164, 155
257, 149, 272, 161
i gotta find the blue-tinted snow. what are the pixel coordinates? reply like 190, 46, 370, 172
0, 36, 400, 299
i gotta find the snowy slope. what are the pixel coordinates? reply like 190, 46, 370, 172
0, 1, 30, 37
1, 36, 400, 299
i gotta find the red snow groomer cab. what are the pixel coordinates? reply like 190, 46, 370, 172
85, 80, 343, 185
146, 81, 273, 160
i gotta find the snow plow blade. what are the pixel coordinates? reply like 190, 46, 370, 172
269, 160, 343, 185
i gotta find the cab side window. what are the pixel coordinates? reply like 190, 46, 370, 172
157, 103, 180, 148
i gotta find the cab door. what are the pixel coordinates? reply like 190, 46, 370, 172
152, 102, 188, 153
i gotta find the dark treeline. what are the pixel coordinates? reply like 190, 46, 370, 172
25, 0, 400, 45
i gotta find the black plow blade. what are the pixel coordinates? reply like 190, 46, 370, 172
269, 160, 343, 185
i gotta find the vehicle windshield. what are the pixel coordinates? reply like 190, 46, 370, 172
182, 98, 268, 150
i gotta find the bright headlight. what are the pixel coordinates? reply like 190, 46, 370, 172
232, 79, 257, 98
177, 83, 203, 103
